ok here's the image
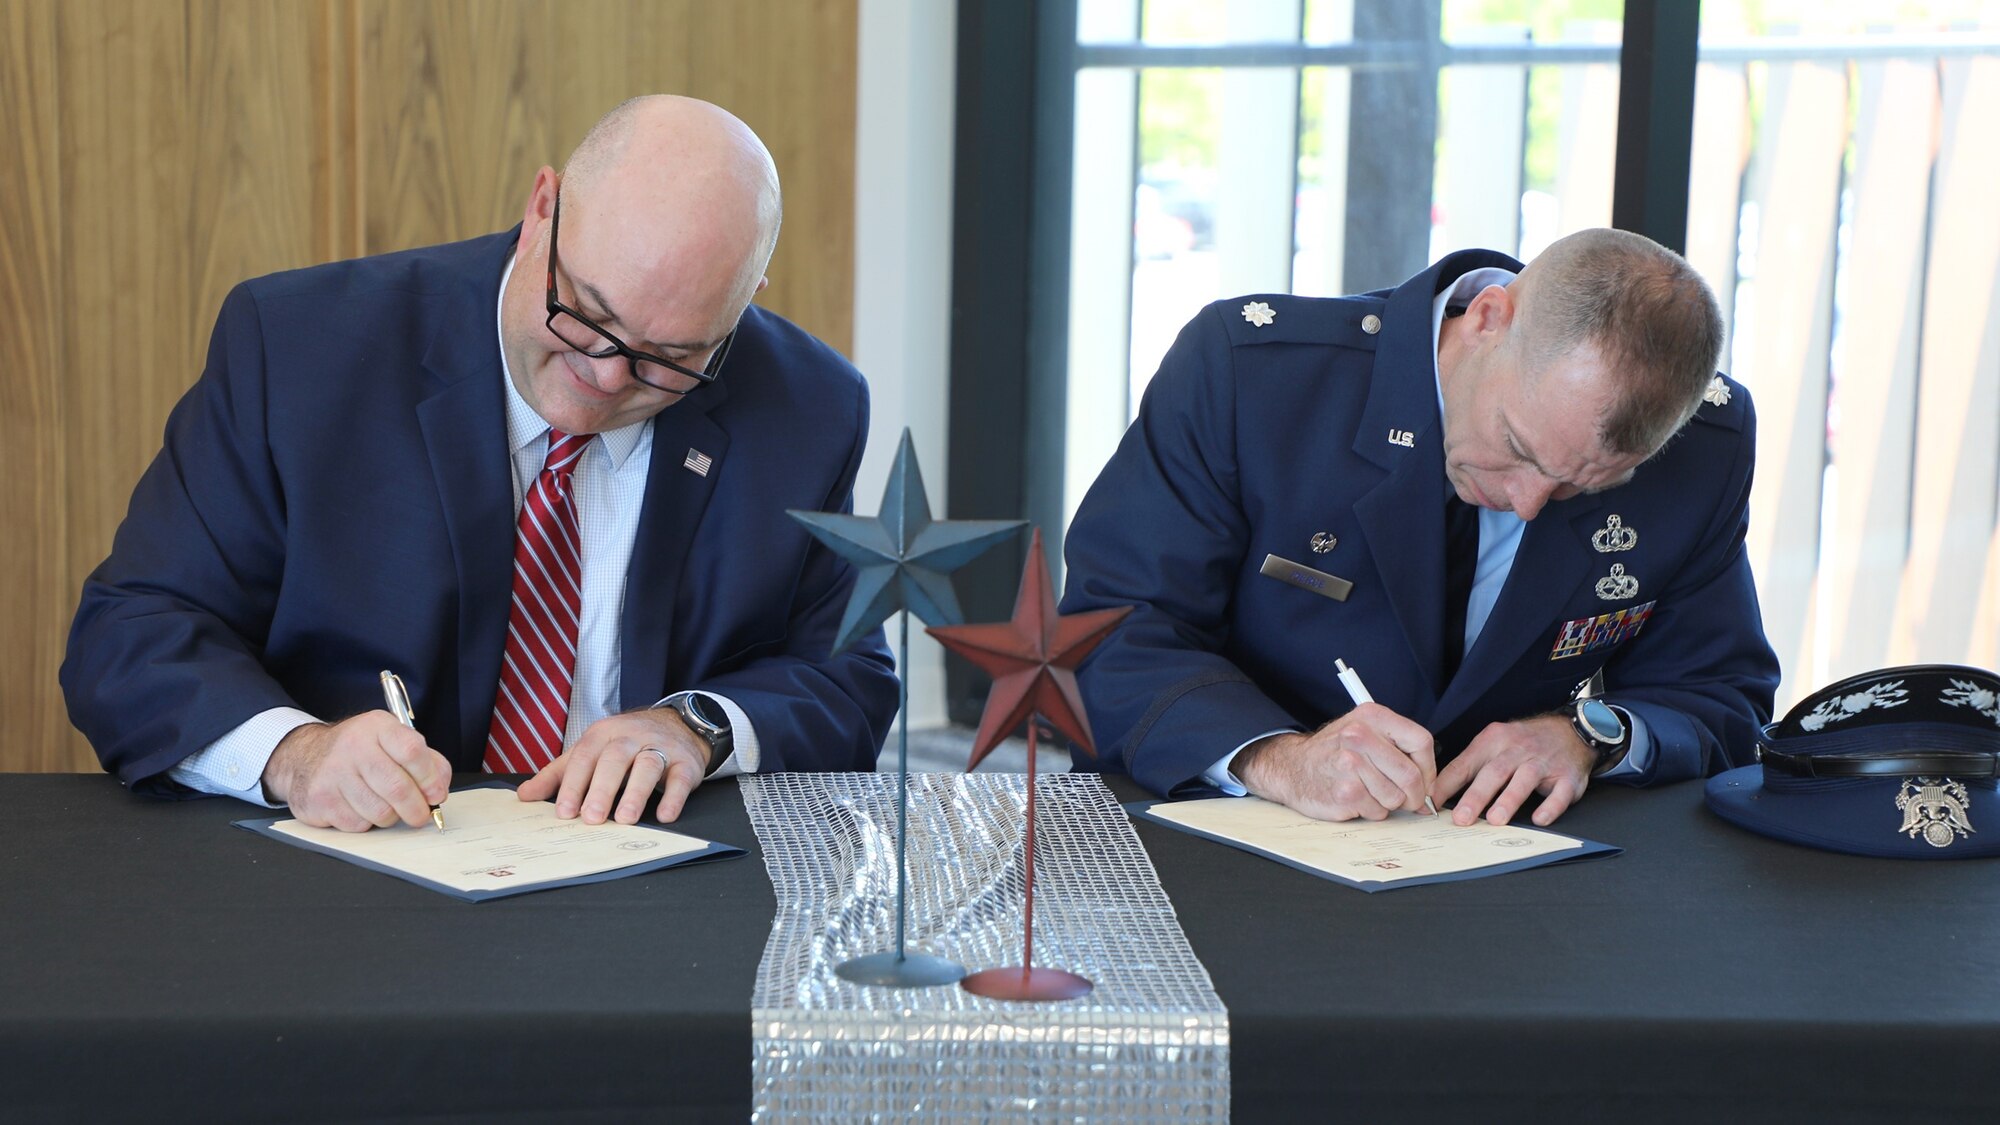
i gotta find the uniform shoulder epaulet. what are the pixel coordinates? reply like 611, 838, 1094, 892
1214, 293, 1385, 352
1689, 373, 1748, 433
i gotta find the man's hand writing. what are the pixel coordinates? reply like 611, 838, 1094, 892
516, 708, 711, 825
1234, 703, 1437, 821
1432, 714, 1592, 827
263, 713, 452, 832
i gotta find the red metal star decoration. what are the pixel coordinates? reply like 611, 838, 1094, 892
925, 527, 1131, 769
929, 528, 1130, 1002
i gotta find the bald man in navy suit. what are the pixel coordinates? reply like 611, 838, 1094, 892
65, 96, 897, 831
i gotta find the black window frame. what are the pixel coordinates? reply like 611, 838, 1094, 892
942, 0, 1700, 723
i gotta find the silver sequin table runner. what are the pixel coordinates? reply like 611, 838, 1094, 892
742, 772, 1229, 1121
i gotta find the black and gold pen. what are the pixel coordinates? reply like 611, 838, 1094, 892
380, 670, 445, 830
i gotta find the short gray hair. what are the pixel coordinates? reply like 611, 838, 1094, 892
1516, 229, 1725, 455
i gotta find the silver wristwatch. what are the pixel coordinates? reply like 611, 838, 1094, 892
1569, 671, 1632, 776
663, 691, 732, 776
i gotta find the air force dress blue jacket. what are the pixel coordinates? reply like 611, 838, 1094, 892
1061, 250, 1781, 798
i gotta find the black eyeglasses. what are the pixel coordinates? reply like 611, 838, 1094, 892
544, 192, 735, 396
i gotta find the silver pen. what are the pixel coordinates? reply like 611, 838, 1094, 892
1335, 658, 1437, 816
380, 670, 445, 830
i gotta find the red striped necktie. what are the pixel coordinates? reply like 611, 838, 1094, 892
485, 430, 592, 774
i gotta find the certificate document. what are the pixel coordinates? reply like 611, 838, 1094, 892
1133, 796, 1617, 892
238, 784, 741, 901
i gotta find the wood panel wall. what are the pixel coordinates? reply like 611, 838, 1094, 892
0, 0, 857, 772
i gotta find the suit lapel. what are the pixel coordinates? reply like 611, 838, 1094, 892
1434, 492, 1606, 726
1347, 258, 1486, 698
1343, 248, 1532, 719
618, 386, 730, 711
1352, 425, 1450, 697
415, 244, 517, 761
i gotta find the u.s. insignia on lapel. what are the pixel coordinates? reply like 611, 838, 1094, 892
684, 448, 714, 477
1591, 514, 1637, 553
1594, 563, 1639, 600
1386, 428, 1415, 448
1550, 600, 1656, 660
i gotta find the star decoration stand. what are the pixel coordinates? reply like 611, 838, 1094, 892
788, 429, 1023, 988
927, 528, 1131, 1001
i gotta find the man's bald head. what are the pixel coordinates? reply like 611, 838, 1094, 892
499, 96, 785, 436
558, 95, 783, 313
1510, 228, 1724, 455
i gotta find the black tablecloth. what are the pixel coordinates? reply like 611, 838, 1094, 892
4, 773, 1998, 1123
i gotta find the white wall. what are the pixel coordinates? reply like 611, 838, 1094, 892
852, 0, 958, 729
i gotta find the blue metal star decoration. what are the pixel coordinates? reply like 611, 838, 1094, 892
791, 428, 1025, 989
788, 428, 1025, 655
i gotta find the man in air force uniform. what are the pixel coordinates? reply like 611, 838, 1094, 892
1063, 229, 1780, 827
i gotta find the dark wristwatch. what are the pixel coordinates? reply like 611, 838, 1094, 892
663, 692, 733, 776
1569, 672, 1632, 776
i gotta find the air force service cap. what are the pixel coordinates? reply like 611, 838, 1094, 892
1706, 665, 2000, 858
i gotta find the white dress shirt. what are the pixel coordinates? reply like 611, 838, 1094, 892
170, 256, 755, 805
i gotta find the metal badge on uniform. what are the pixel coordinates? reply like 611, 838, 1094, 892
1259, 553, 1353, 602
1242, 301, 1275, 327
1594, 563, 1639, 600
1309, 531, 1338, 554
1704, 375, 1731, 407
1549, 600, 1656, 660
1386, 428, 1415, 448
684, 448, 714, 476
1591, 514, 1637, 553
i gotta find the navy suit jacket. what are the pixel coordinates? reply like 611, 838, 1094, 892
63, 230, 898, 790
1060, 250, 1781, 798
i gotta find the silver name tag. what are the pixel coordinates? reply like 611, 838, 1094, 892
1259, 553, 1353, 602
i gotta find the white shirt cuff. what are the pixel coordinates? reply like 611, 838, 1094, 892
1201, 728, 1301, 796
166, 706, 321, 808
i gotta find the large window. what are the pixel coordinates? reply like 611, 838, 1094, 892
1064, 0, 1629, 537
944, 1, 2000, 719
1679, 2, 2000, 703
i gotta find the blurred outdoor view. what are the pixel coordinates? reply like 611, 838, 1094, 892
1062, 0, 2000, 706
1128, 0, 1627, 410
